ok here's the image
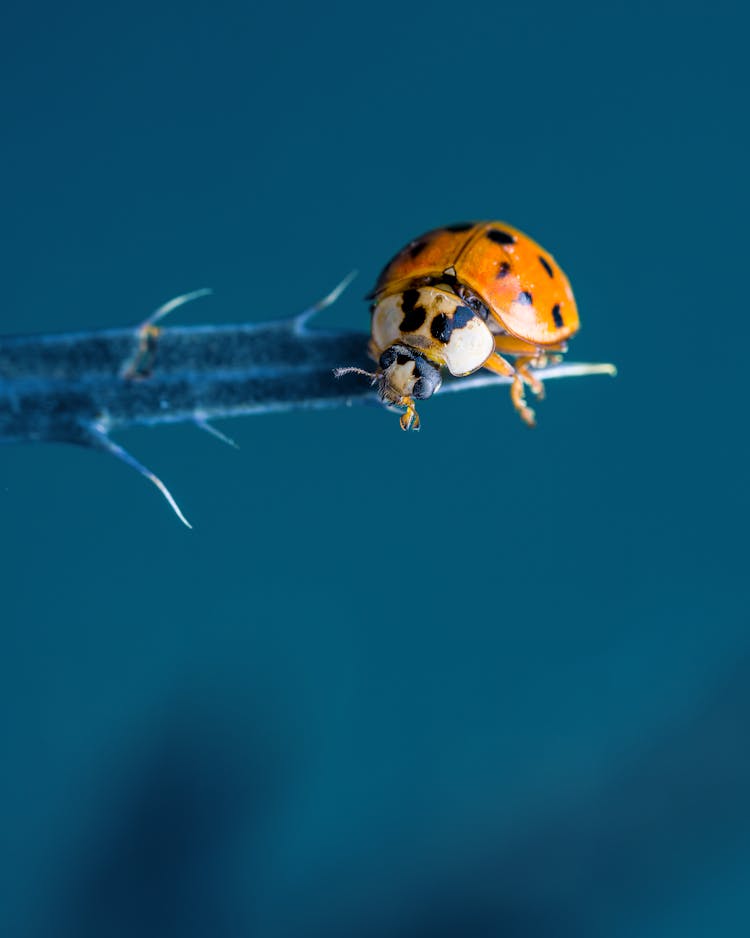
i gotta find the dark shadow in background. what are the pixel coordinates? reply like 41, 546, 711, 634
40, 657, 750, 938
302, 657, 750, 938
52, 706, 287, 938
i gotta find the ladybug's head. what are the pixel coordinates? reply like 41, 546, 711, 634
333, 345, 441, 430
376, 345, 442, 404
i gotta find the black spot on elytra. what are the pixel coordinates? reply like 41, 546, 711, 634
409, 240, 428, 259
487, 229, 516, 246
538, 256, 554, 278
517, 291, 533, 305
430, 305, 474, 343
496, 261, 511, 279
400, 289, 427, 332
552, 303, 564, 327
443, 222, 474, 232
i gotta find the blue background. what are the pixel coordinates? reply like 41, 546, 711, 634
2, 1, 749, 935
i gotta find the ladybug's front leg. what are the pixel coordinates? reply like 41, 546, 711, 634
398, 397, 420, 431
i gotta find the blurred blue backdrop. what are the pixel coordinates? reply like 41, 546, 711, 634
1, 0, 749, 935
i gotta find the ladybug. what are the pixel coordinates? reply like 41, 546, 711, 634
340, 221, 580, 430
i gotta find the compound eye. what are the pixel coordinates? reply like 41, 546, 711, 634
413, 371, 441, 399
413, 378, 430, 399
412, 357, 441, 399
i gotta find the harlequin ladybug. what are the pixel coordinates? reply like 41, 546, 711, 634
338, 221, 580, 430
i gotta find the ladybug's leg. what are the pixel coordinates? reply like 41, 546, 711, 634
481, 353, 536, 428
492, 335, 568, 402
481, 351, 515, 377
491, 334, 568, 356
398, 397, 420, 431
512, 357, 546, 400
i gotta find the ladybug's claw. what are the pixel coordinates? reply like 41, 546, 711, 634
511, 376, 537, 428
399, 397, 420, 431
